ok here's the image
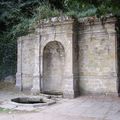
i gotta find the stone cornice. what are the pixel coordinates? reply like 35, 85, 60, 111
36, 16, 116, 28
79, 16, 116, 26
37, 16, 75, 28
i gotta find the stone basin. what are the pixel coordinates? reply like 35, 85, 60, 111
10, 96, 56, 107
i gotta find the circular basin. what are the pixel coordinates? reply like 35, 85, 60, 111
11, 96, 56, 107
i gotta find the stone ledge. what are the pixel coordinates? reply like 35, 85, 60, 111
37, 16, 74, 28
79, 16, 116, 26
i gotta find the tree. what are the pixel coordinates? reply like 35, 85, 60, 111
0, 0, 120, 79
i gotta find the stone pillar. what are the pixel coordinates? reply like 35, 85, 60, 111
16, 37, 23, 91
63, 29, 79, 98
108, 29, 118, 95
31, 35, 41, 95
104, 19, 118, 95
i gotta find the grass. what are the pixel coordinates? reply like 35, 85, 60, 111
0, 107, 12, 113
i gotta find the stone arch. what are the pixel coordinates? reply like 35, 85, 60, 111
42, 41, 65, 95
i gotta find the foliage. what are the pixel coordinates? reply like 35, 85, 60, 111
0, 0, 61, 79
1, 0, 120, 41
0, 0, 120, 79
64, 0, 96, 17
64, 0, 120, 17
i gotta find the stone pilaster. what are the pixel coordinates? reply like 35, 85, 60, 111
16, 37, 23, 91
63, 23, 80, 98
31, 35, 41, 95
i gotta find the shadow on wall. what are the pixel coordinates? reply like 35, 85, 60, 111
116, 18, 120, 96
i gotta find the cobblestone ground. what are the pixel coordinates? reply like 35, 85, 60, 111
0, 82, 120, 120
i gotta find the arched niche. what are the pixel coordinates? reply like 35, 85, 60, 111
42, 41, 65, 95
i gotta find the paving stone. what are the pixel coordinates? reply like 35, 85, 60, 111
0, 90, 120, 120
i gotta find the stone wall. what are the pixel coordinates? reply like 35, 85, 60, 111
16, 34, 36, 91
16, 17, 79, 98
16, 16, 118, 97
78, 18, 117, 95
